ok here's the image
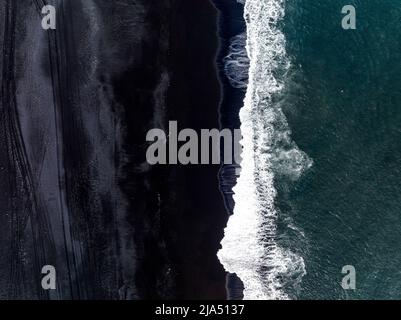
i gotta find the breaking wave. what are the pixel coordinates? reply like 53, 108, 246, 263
218, 0, 312, 300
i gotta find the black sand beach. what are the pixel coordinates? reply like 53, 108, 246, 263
127, 0, 228, 299
0, 0, 228, 299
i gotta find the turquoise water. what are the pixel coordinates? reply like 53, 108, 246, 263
279, 0, 401, 299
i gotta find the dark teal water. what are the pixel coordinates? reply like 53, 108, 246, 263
279, 0, 401, 299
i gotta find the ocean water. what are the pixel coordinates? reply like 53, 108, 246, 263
218, 0, 401, 299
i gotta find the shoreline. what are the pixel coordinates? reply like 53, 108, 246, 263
155, 0, 229, 299
0, 0, 242, 299
107, 0, 229, 299
211, 0, 247, 300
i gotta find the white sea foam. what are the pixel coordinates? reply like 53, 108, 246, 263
224, 33, 249, 89
218, 0, 311, 300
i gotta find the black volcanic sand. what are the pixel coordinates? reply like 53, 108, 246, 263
0, 0, 226, 299
165, 1, 228, 299
211, 0, 246, 299
112, 0, 228, 299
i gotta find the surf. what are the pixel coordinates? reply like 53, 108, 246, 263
218, 0, 312, 300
